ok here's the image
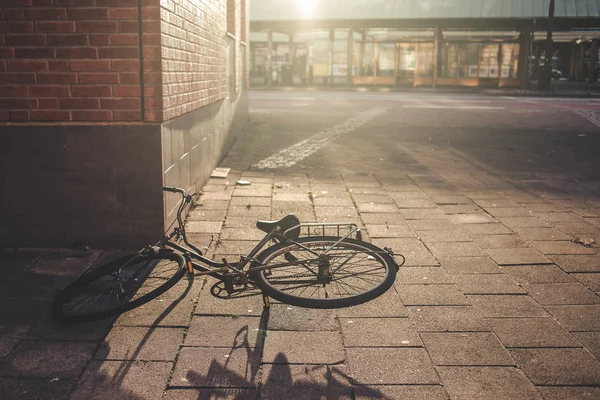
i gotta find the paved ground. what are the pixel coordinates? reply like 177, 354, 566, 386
2, 91, 600, 399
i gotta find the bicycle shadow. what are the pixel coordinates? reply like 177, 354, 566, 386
180, 308, 393, 400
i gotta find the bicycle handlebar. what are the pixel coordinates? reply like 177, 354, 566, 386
163, 186, 187, 196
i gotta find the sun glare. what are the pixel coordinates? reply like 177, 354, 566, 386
297, 0, 318, 15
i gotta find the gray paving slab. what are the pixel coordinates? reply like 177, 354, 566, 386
467, 295, 550, 318
220, 228, 266, 241
394, 198, 437, 209
70, 361, 172, 400
548, 255, 600, 272
437, 366, 542, 400
194, 287, 264, 317
524, 283, 600, 305
397, 267, 453, 285
475, 235, 530, 249
364, 224, 415, 238
96, 326, 184, 361
553, 221, 600, 235
360, 213, 406, 225
496, 217, 551, 228
188, 209, 228, 221
416, 229, 472, 243
171, 347, 259, 388
421, 332, 515, 366
346, 348, 439, 385
262, 331, 344, 364
401, 208, 449, 220
163, 388, 257, 400
501, 265, 575, 284
486, 208, 536, 218
0, 325, 28, 359
356, 203, 399, 213
185, 316, 262, 347
453, 274, 526, 295
485, 317, 581, 348
0, 250, 42, 279
407, 219, 456, 231
228, 205, 271, 218
535, 212, 587, 223
545, 305, 600, 331
427, 242, 488, 258
571, 272, 600, 291
407, 306, 490, 332
230, 196, 272, 207
388, 191, 430, 199
267, 304, 338, 331
0, 341, 96, 379
521, 203, 567, 213
25, 250, 102, 277
536, 386, 600, 400
372, 238, 438, 266
340, 318, 421, 347
0, 377, 74, 400
336, 288, 408, 318
439, 256, 503, 274
510, 348, 600, 385
573, 332, 600, 359
397, 284, 469, 306
195, 200, 231, 210
261, 364, 352, 400
351, 194, 395, 204
431, 195, 473, 204
510, 227, 571, 241
473, 198, 521, 208
354, 385, 448, 400
114, 292, 197, 327
449, 214, 497, 224
312, 196, 354, 206
460, 223, 515, 236
486, 248, 552, 265
530, 240, 596, 255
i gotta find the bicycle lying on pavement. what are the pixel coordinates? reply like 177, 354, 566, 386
52, 186, 405, 323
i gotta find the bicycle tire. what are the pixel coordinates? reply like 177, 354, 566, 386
251, 236, 397, 309
52, 251, 186, 323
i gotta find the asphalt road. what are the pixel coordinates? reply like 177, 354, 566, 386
222, 91, 600, 198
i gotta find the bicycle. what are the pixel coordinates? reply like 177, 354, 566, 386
52, 186, 405, 323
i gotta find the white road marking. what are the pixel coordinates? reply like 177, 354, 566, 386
403, 105, 505, 110
575, 110, 600, 128
252, 107, 390, 169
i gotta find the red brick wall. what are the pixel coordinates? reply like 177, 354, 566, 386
160, 0, 227, 120
0, 0, 158, 122
1, 0, 247, 123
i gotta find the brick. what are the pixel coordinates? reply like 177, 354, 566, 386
525, 282, 600, 305
467, 295, 549, 318
55, 0, 95, 5
59, 98, 99, 109
0, 73, 35, 84
0, 85, 28, 97
79, 72, 119, 84
47, 33, 88, 46
37, 72, 77, 84
70, 60, 110, 71
113, 85, 140, 97
56, 47, 97, 59
109, 8, 138, 19
67, 8, 109, 20
34, 21, 76, 32
3, 9, 26, 21
48, 60, 70, 71
10, 110, 30, 122
110, 34, 138, 45
25, 8, 68, 20
15, 48, 54, 59
0, 48, 15, 58
421, 332, 515, 366
113, 110, 141, 121
99, 47, 139, 58
340, 318, 422, 347
76, 21, 118, 33
486, 318, 580, 347
5, 34, 46, 46
89, 34, 109, 45
118, 20, 138, 33
71, 110, 112, 121
111, 59, 139, 71
0, 22, 34, 33
100, 97, 140, 109
32, 0, 53, 4
0, 110, 9, 121
30, 85, 70, 97
38, 98, 59, 109
6, 60, 47, 72
71, 85, 111, 97
119, 72, 139, 84
96, 0, 137, 6
31, 110, 71, 121
407, 306, 490, 332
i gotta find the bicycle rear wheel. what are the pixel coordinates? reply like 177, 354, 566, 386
52, 251, 186, 323
251, 236, 397, 309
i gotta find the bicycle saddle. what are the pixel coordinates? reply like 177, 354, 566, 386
256, 214, 301, 239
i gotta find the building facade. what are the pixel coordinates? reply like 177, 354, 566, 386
1, 0, 250, 249
250, 0, 600, 89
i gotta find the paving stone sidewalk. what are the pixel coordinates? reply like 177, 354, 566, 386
2, 163, 600, 399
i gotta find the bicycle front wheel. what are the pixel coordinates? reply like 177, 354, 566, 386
251, 237, 397, 309
52, 251, 186, 323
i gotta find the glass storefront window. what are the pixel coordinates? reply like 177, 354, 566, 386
480, 43, 500, 78
418, 43, 434, 78
332, 29, 349, 82
356, 42, 375, 77
377, 43, 395, 77
397, 43, 416, 78
501, 43, 520, 78
458, 42, 480, 77
440, 42, 459, 78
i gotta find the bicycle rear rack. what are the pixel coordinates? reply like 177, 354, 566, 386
283, 222, 363, 241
